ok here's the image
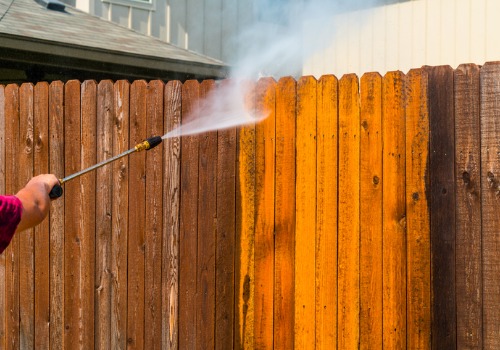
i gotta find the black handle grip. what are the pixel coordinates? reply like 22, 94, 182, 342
49, 184, 63, 199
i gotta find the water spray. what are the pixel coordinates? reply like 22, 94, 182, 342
48, 136, 163, 199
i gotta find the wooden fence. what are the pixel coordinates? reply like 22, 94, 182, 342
0, 63, 499, 349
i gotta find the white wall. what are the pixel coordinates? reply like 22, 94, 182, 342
75, 0, 256, 64
303, 0, 500, 77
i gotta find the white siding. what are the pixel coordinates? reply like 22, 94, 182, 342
77, 0, 255, 64
303, 0, 500, 77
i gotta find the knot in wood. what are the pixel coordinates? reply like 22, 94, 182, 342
462, 171, 471, 186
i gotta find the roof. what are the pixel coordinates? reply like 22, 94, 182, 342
0, 0, 228, 81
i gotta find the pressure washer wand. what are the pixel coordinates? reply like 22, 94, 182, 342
48, 136, 163, 199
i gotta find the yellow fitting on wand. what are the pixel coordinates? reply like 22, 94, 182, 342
135, 140, 151, 152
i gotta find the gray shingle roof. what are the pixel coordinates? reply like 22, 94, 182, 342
0, 0, 228, 78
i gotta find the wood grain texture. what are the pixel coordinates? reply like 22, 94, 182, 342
19, 83, 35, 350
49, 81, 65, 350
254, 77, 275, 350
4, 84, 20, 350
360, 72, 383, 350
235, 82, 256, 350
179, 80, 200, 350
480, 61, 500, 348
295, 76, 317, 349
80, 80, 97, 349
127, 80, 147, 350
63, 79, 82, 349
382, 71, 406, 350
0, 84, 5, 349
95, 80, 114, 350
338, 74, 360, 350
316, 75, 338, 350
196, 80, 218, 350
405, 69, 431, 350
427, 65, 457, 349
215, 79, 237, 350
111, 80, 130, 350
34, 82, 50, 349
162, 80, 181, 350
454, 64, 482, 349
274, 77, 295, 350
145, 80, 164, 350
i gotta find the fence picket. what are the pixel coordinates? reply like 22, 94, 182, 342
111, 80, 130, 350
316, 75, 338, 350
19, 83, 35, 350
405, 68, 431, 349
274, 77, 295, 350
95, 80, 114, 350
63, 80, 82, 349
179, 80, 200, 350
382, 71, 407, 349
480, 62, 500, 348
338, 74, 360, 349
34, 82, 50, 349
196, 80, 217, 350
254, 77, 276, 350
4, 84, 20, 350
360, 72, 383, 350
162, 80, 181, 350
428, 66, 457, 349
81, 80, 97, 349
235, 82, 256, 349
0, 84, 4, 349
127, 80, 147, 349
145, 80, 164, 350
295, 76, 317, 349
454, 64, 482, 349
48, 80, 64, 350
215, 80, 237, 350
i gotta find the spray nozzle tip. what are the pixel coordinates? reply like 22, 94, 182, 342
135, 136, 163, 152
145, 136, 162, 150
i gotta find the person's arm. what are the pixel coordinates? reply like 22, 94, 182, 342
14, 174, 60, 232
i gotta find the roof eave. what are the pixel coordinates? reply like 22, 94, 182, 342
0, 33, 229, 79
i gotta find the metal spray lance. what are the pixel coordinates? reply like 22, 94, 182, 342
49, 136, 163, 199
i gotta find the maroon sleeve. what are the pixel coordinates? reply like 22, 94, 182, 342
0, 195, 23, 254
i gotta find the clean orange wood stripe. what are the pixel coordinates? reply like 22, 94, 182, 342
295, 76, 317, 349
274, 76, 295, 350
316, 75, 338, 350
254, 77, 276, 350
18, 83, 35, 349
34, 82, 50, 349
382, 71, 406, 349
337, 74, 360, 349
359, 73, 383, 350
235, 81, 256, 349
405, 69, 431, 349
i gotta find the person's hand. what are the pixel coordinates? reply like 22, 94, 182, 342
15, 174, 60, 232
